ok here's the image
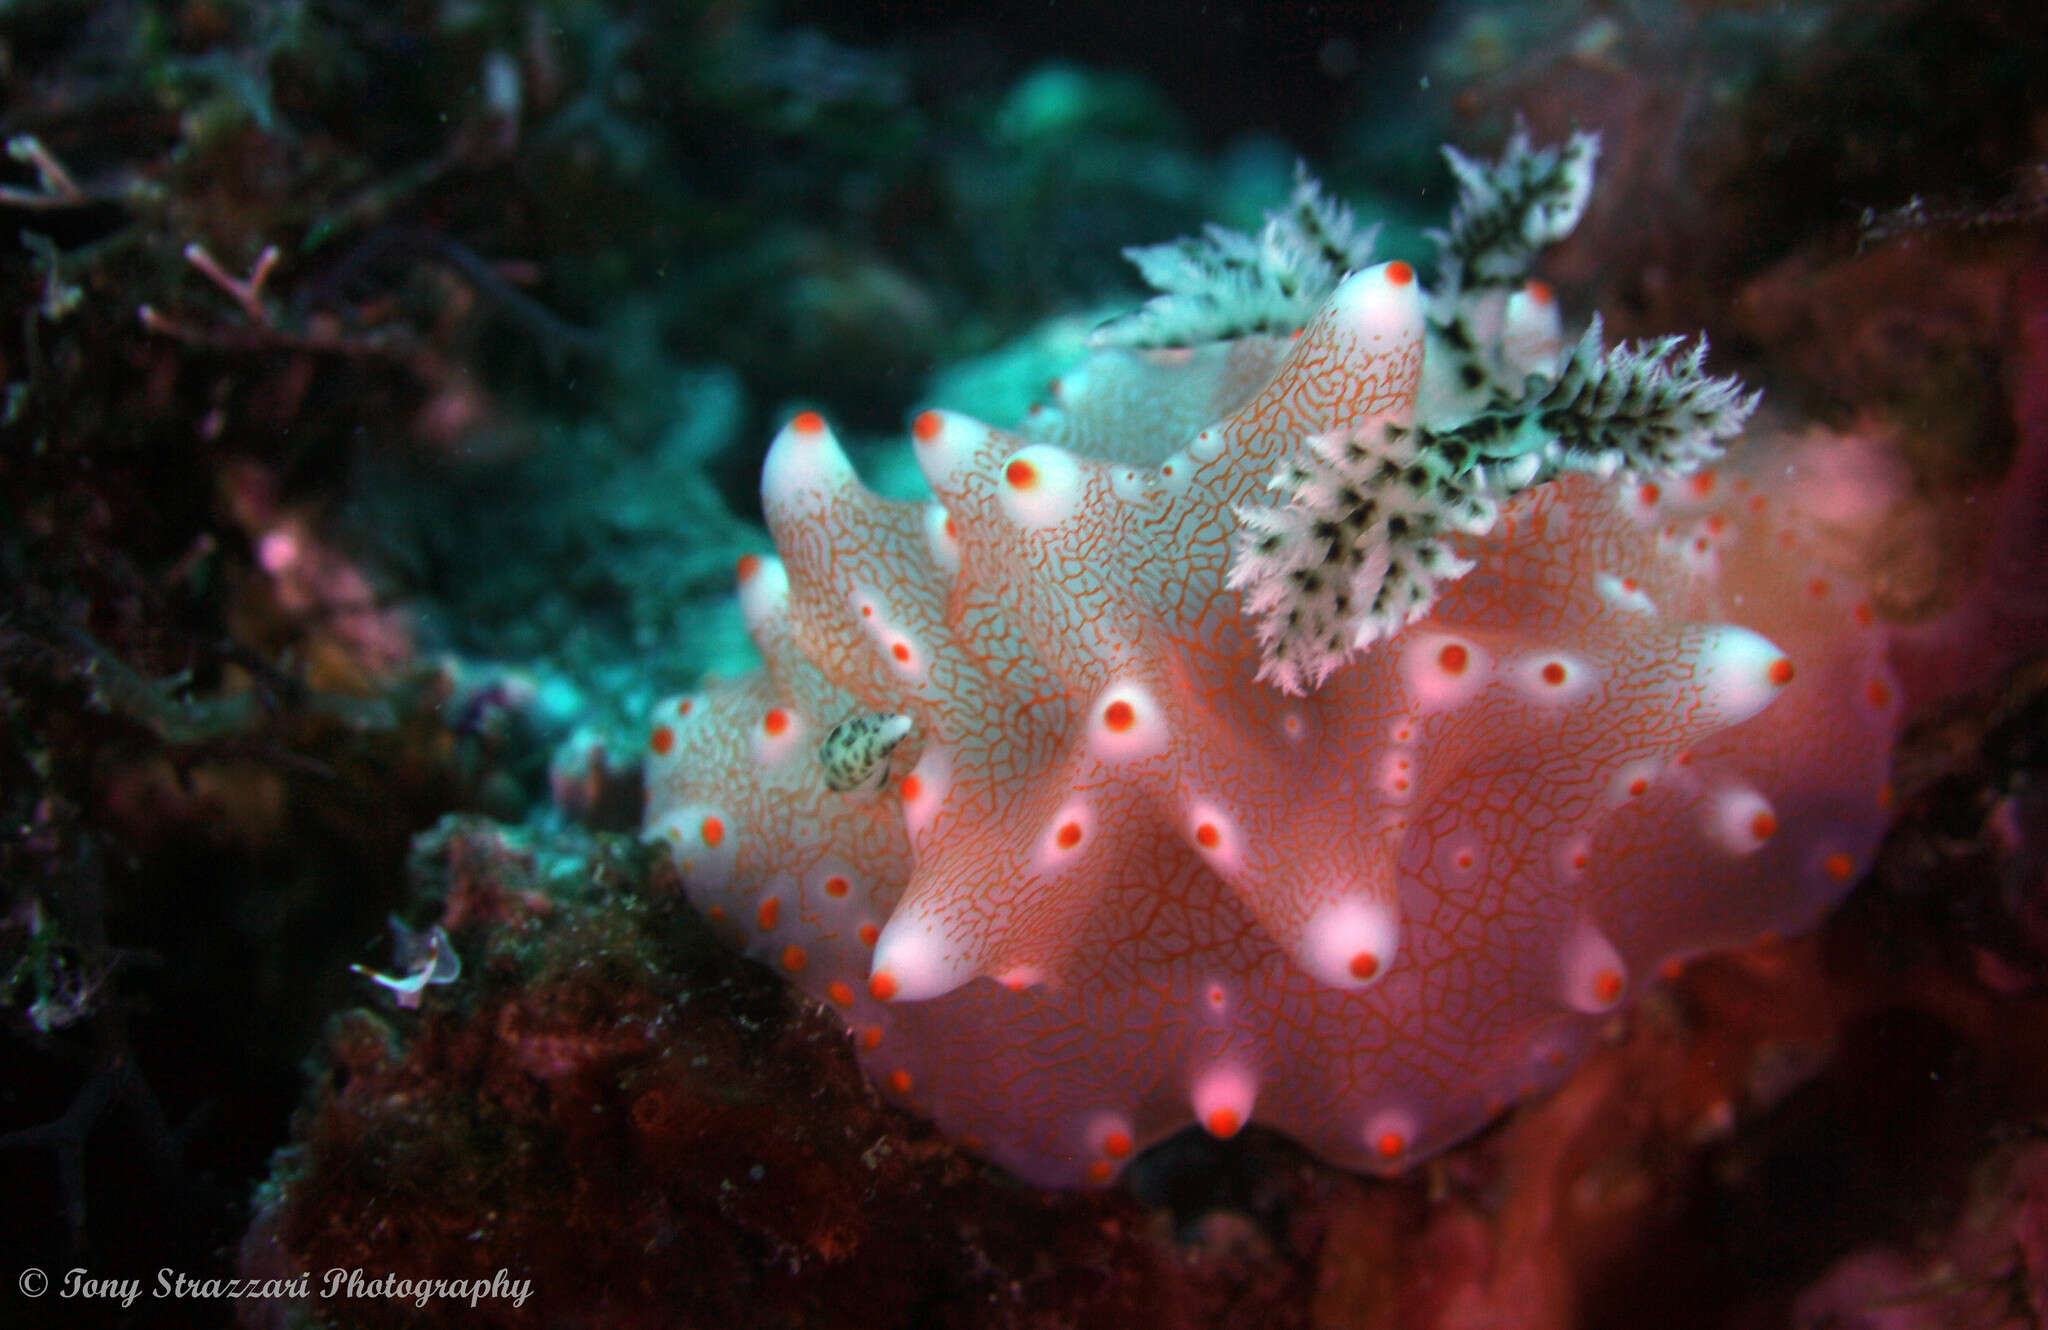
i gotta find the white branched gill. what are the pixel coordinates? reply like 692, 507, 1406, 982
1231, 323, 1759, 694
1091, 167, 1380, 349
1229, 422, 1501, 695
1432, 129, 1600, 291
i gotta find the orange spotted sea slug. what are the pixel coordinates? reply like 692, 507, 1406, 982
643, 134, 1899, 1187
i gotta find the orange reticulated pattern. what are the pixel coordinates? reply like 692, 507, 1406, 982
643, 263, 1898, 1188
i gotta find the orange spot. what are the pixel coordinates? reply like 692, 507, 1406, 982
700, 816, 725, 847
735, 553, 762, 583
1768, 657, 1795, 687
1750, 810, 1778, 842
677, 698, 694, 717
1689, 470, 1718, 498
1195, 823, 1221, 850
1866, 678, 1893, 708
891, 641, 912, 664
860, 1026, 883, 1051
1375, 1131, 1407, 1161
1162, 463, 1175, 477
1638, 481, 1662, 506
944, 516, 957, 538
858, 923, 880, 946
1103, 699, 1137, 732
1706, 513, 1728, 535
1628, 777, 1649, 798
912, 410, 942, 443
900, 774, 924, 801
762, 708, 790, 737
1349, 952, 1381, 981
1692, 536, 1710, 555
1205, 1108, 1242, 1139
1454, 849, 1475, 870
1621, 577, 1638, 592
859, 603, 874, 618
1103, 1130, 1134, 1160
868, 971, 899, 1001
1385, 259, 1415, 285
781, 945, 808, 973
1084, 1161, 1115, 1186
791, 410, 825, 435
756, 897, 781, 930
828, 981, 854, 1007
1823, 852, 1856, 882
1593, 968, 1624, 1005
1392, 778, 1410, 792
1056, 821, 1083, 849
1571, 849, 1592, 870
650, 725, 675, 756
824, 874, 851, 898
1438, 642, 1469, 675
887, 1069, 914, 1096
1524, 280, 1553, 305
1541, 661, 1568, 686
1004, 458, 1038, 489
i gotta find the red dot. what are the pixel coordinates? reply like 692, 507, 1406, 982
1689, 470, 1718, 497
1056, 821, 1083, 849
781, 945, 808, 973
912, 410, 943, 442
1102, 699, 1136, 732
828, 981, 854, 1007
650, 725, 675, 755
1195, 823, 1221, 849
824, 875, 851, 898
1824, 852, 1856, 882
1385, 260, 1415, 285
900, 774, 924, 801
1005, 458, 1038, 489
1593, 969, 1624, 1004
1628, 777, 1649, 798
1866, 679, 1893, 708
1205, 1108, 1242, 1139
1349, 952, 1381, 981
1375, 1131, 1406, 1160
700, 816, 725, 847
1638, 482, 1662, 506
791, 410, 825, 435
858, 923, 880, 947
1525, 280, 1553, 305
1103, 1130, 1134, 1160
1084, 1161, 1115, 1185
868, 971, 899, 1002
1438, 642, 1469, 675
891, 641, 912, 664
1750, 811, 1778, 841
1541, 661, 1568, 686
1768, 657, 1795, 687
735, 553, 762, 582
762, 708, 789, 736
860, 1026, 883, 1051
756, 897, 780, 930
888, 1069, 914, 1095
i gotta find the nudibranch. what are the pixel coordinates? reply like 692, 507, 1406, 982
644, 134, 1898, 1186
